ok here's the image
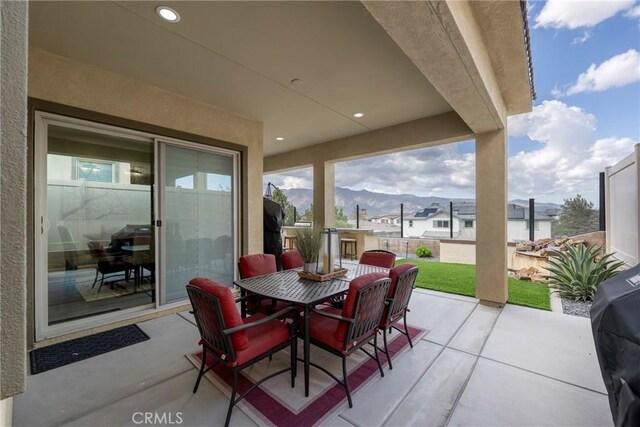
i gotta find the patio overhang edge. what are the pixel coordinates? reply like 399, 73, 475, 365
264, 111, 473, 174
362, 0, 531, 134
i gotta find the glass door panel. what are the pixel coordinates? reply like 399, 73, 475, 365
162, 144, 235, 304
45, 124, 155, 325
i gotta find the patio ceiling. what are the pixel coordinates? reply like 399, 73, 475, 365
28, 1, 453, 156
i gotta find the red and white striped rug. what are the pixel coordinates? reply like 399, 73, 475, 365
186, 324, 427, 427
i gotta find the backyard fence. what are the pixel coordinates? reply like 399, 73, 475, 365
606, 144, 640, 266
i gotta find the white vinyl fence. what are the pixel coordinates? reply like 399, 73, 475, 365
606, 144, 640, 266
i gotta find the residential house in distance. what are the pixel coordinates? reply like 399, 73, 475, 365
403, 202, 553, 242
369, 214, 401, 225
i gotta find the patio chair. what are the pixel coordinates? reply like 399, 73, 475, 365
237, 254, 289, 316
306, 272, 391, 408
359, 250, 396, 269
86, 241, 131, 293
57, 225, 79, 271
379, 264, 419, 369
281, 250, 304, 270
187, 278, 297, 427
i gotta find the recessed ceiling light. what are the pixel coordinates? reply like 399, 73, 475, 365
156, 6, 180, 23
353, 112, 364, 118
276, 137, 285, 141
291, 78, 303, 86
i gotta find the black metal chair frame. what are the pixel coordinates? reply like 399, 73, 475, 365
87, 242, 131, 293
186, 285, 297, 427
379, 266, 419, 370
306, 277, 391, 408
237, 260, 285, 317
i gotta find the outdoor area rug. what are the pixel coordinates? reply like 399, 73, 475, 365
30, 324, 149, 374
186, 324, 427, 427
76, 280, 153, 302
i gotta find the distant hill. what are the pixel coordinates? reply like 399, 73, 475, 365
281, 187, 561, 217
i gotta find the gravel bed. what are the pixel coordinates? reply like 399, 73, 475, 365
561, 297, 592, 318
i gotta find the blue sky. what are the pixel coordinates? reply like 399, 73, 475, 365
265, 0, 640, 207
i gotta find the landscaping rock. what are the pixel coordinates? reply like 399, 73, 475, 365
561, 297, 592, 318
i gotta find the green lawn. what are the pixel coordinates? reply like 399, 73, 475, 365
396, 259, 551, 311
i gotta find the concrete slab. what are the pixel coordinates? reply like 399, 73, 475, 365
549, 288, 563, 313
448, 358, 612, 427
14, 314, 201, 427
384, 348, 477, 427
449, 304, 502, 355
340, 340, 443, 427
413, 288, 479, 303
66, 370, 256, 427
326, 415, 357, 426
407, 292, 477, 345
177, 310, 196, 327
481, 304, 606, 393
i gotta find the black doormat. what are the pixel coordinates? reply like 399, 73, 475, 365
30, 324, 150, 374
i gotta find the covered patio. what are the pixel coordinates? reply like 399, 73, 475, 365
0, 1, 615, 425
13, 289, 610, 426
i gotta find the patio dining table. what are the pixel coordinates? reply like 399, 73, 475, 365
233, 263, 389, 397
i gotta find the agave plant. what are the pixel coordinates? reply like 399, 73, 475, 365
545, 243, 625, 302
293, 224, 324, 264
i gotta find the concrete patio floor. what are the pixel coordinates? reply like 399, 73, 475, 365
14, 289, 612, 427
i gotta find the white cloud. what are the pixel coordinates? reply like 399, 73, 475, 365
564, 49, 640, 95
625, 5, 640, 18
507, 100, 637, 201
535, 0, 635, 29
264, 168, 312, 190
265, 101, 637, 205
550, 85, 564, 98
571, 31, 592, 44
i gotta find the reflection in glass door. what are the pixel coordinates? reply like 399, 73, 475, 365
43, 123, 155, 327
161, 143, 236, 304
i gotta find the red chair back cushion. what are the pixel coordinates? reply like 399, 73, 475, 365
336, 272, 388, 342
281, 251, 304, 270
188, 277, 249, 350
359, 251, 396, 269
388, 263, 416, 297
238, 254, 277, 279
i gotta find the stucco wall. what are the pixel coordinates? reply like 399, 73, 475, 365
1, 0, 28, 399
28, 48, 264, 254
441, 240, 516, 267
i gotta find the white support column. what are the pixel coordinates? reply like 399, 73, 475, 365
312, 161, 335, 228
475, 129, 508, 305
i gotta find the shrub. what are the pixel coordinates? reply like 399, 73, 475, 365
416, 246, 432, 258
545, 244, 625, 302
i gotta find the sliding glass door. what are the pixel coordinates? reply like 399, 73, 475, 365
35, 112, 239, 340
160, 143, 236, 304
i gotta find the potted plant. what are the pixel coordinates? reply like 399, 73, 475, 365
294, 224, 324, 273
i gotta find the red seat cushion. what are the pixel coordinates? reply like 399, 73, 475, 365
189, 278, 249, 350
233, 313, 290, 366
281, 251, 304, 270
359, 251, 396, 269
336, 272, 388, 342
238, 254, 277, 279
257, 299, 291, 315
307, 306, 344, 352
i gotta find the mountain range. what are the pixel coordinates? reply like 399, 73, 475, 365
280, 187, 560, 217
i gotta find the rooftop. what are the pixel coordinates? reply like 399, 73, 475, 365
407, 202, 555, 221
